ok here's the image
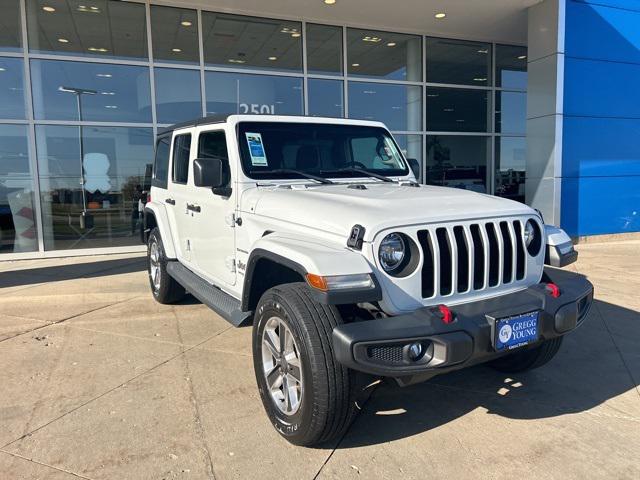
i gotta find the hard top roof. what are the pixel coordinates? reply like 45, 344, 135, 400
158, 114, 231, 135
157, 114, 386, 136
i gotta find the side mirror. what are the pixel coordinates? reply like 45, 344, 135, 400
407, 158, 421, 180
193, 158, 231, 196
193, 158, 224, 188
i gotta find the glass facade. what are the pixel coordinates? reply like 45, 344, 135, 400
308, 78, 343, 118
0, 0, 22, 52
201, 12, 302, 72
347, 28, 422, 81
425, 38, 491, 86
205, 71, 303, 116
154, 68, 202, 124
151, 6, 199, 65
0, 125, 38, 253
36, 125, 154, 251
425, 87, 489, 132
30, 60, 152, 122
494, 45, 527, 199
426, 136, 491, 193
0, 0, 526, 256
349, 82, 421, 131
26, 0, 148, 60
306, 24, 342, 75
0, 57, 26, 119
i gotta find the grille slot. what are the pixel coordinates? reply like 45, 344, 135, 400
418, 230, 435, 298
416, 218, 534, 300
453, 226, 470, 293
500, 221, 514, 283
367, 345, 403, 364
436, 228, 453, 296
470, 224, 485, 289
513, 220, 526, 280
486, 223, 500, 287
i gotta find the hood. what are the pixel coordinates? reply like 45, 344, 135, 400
241, 182, 536, 241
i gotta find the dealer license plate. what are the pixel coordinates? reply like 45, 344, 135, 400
494, 311, 539, 351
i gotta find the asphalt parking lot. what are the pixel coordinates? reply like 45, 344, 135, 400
1, 241, 639, 480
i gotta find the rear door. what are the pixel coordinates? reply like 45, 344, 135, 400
166, 131, 195, 264
189, 127, 237, 286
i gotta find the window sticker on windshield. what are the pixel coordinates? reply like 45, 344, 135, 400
245, 132, 268, 166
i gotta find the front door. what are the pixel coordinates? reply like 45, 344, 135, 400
189, 128, 237, 286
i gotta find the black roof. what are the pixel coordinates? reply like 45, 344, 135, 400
157, 114, 231, 135
157, 113, 364, 136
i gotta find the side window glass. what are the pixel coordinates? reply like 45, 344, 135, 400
153, 136, 170, 188
198, 131, 230, 186
172, 133, 192, 184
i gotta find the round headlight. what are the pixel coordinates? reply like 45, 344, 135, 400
379, 233, 406, 272
524, 220, 536, 247
524, 219, 543, 256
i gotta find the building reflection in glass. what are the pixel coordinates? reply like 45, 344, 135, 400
35, 126, 154, 250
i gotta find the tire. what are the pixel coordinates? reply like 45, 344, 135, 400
489, 337, 563, 373
252, 282, 358, 447
147, 227, 185, 304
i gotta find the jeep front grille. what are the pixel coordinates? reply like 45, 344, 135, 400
417, 220, 528, 299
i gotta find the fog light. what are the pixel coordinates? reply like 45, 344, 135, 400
407, 342, 424, 361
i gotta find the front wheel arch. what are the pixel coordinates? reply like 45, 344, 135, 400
242, 251, 306, 312
143, 208, 157, 244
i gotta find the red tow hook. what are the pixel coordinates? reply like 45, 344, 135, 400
433, 304, 454, 324
545, 282, 561, 298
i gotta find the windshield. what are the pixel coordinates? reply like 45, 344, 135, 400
237, 122, 409, 180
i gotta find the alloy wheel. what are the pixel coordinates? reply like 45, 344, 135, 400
149, 241, 161, 291
261, 316, 303, 415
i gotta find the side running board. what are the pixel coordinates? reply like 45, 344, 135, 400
167, 261, 252, 327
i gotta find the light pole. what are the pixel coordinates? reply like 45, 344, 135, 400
58, 86, 97, 229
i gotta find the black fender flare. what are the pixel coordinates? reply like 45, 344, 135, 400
241, 249, 382, 311
241, 249, 307, 312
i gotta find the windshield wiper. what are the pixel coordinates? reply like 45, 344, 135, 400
258, 168, 334, 185
321, 167, 395, 183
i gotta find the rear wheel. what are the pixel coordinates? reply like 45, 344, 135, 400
147, 228, 185, 304
489, 337, 563, 373
252, 283, 358, 446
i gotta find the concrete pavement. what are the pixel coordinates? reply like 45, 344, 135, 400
1, 242, 639, 479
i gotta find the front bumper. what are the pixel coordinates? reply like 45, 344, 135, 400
332, 267, 593, 385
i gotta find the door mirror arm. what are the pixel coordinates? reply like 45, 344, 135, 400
213, 186, 233, 197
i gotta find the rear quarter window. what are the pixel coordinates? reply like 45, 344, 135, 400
152, 136, 170, 189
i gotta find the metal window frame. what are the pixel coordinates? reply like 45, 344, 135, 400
0, 0, 526, 260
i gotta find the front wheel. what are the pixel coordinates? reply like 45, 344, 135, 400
252, 283, 358, 446
489, 337, 563, 373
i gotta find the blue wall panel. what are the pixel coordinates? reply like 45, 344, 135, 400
574, 0, 640, 12
561, 176, 640, 236
564, 58, 640, 118
566, 1, 640, 64
561, 0, 640, 236
563, 117, 640, 177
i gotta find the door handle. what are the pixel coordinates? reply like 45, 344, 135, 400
186, 203, 201, 213
165, 198, 175, 205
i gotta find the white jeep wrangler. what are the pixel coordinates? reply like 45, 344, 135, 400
143, 114, 593, 446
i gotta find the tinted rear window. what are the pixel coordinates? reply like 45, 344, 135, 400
152, 136, 170, 189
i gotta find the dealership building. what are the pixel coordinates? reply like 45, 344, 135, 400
0, 0, 638, 259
